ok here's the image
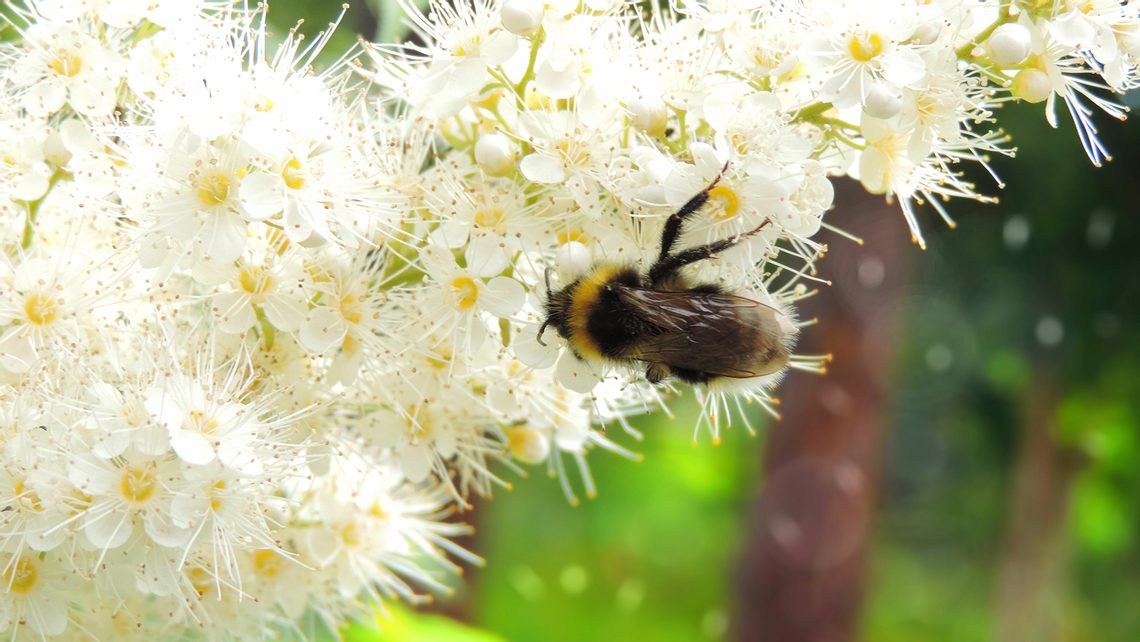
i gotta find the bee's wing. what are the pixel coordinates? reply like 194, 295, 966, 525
615, 286, 790, 379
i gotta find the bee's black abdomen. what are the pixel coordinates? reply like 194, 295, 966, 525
670, 367, 711, 384
688, 283, 722, 295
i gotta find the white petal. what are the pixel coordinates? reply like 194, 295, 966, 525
481, 276, 526, 318
483, 30, 520, 64
239, 171, 285, 220
555, 351, 603, 393
69, 75, 118, 116
83, 508, 133, 550
214, 291, 256, 334
23, 81, 67, 116
429, 220, 471, 249
13, 163, 51, 201
0, 333, 37, 373
882, 50, 927, 87
520, 153, 567, 183
25, 595, 68, 637
204, 213, 247, 263
300, 307, 347, 353
535, 59, 581, 99
400, 443, 434, 483
262, 293, 307, 332
465, 236, 511, 277
144, 513, 191, 547
435, 428, 458, 458
513, 324, 560, 369
169, 429, 216, 465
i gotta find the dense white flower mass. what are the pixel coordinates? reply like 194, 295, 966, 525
0, 0, 1135, 638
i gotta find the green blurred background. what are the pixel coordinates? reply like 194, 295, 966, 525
272, 2, 1140, 640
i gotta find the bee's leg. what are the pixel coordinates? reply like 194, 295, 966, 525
657, 160, 730, 261
648, 218, 771, 286
645, 362, 670, 384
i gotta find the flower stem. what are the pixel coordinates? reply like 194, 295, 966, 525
512, 28, 546, 98
21, 170, 63, 250
955, 7, 1014, 59
256, 307, 276, 351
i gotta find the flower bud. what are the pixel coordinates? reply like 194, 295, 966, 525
502, 0, 544, 37
986, 23, 1031, 67
508, 426, 550, 464
1011, 67, 1051, 103
475, 133, 518, 177
555, 241, 592, 281
907, 18, 943, 45
863, 82, 903, 120
627, 97, 669, 137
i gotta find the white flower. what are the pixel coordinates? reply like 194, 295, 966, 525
0, 553, 73, 637
6, 20, 123, 117
298, 253, 392, 363
518, 106, 624, 216
211, 249, 308, 335
418, 245, 527, 338
501, 0, 544, 37
371, 0, 519, 118
69, 449, 191, 550
128, 133, 253, 269
426, 164, 546, 277
800, 0, 928, 111
0, 113, 53, 202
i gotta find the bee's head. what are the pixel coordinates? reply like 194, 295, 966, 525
537, 275, 577, 346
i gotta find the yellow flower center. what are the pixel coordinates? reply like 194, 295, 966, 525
707, 185, 741, 221
368, 501, 387, 519
341, 332, 360, 355
23, 292, 59, 326
3, 556, 38, 594
252, 550, 283, 577
474, 207, 504, 230
209, 480, 226, 512
119, 464, 158, 505
848, 33, 884, 63
188, 409, 219, 435
426, 345, 453, 369
555, 139, 591, 168
186, 566, 212, 596
14, 479, 43, 513
472, 89, 502, 110
557, 230, 590, 245
237, 265, 274, 299
752, 46, 784, 71
196, 171, 232, 207
252, 96, 276, 112
339, 522, 362, 547
450, 276, 480, 310
339, 294, 364, 324
49, 50, 83, 77
65, 489, 92, 516
282, 158, 305, 190
525, 85, 554, 110
453, 34, 482, 58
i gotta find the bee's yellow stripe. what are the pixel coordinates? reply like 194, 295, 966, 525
567, 265, 622, 361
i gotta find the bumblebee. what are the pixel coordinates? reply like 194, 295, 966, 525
538, 174, 793, 385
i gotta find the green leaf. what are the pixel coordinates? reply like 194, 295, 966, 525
342, 608, 507, 642
1071, 474, 1132, 557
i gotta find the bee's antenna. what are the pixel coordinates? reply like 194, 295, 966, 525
536, 319, 550, 346
544, 265, 554, 296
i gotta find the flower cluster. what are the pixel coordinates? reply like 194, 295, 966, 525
0, 0, 1135, 638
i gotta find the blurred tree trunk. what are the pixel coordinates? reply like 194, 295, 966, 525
995, 371, 1083, 642
730, 183, 911, 642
